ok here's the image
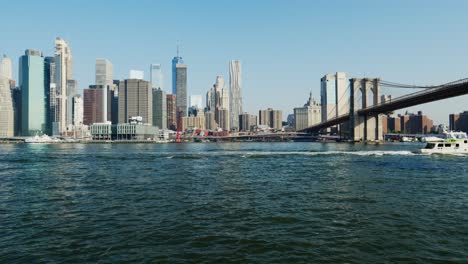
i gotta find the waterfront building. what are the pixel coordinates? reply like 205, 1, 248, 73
11, 86, 21, 136
239, 112, 257, 132
182, 114, 205, 131
399, 111, 434, 134
54, 37, 73, 134
0, 78, 14, 136
259, 108, 283, 130
449, 111, 468, 132
150, 64, 163, 89
90, 121, 159, 141
129, 70, 144, 80
294, 92, 321, 131
0, 55, 13, 80
229, 60, 242, 131
19, 49, 46, 136
166, 94, 177, 130
118, 79, 152, 125
152, 88, 167, 129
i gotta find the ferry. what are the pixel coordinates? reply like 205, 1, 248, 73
420, 131, 468, 154
25, 135, 61, 144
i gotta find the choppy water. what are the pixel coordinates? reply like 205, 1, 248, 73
0, 142, 467, 263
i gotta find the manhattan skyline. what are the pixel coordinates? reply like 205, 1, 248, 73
2, 0, 468, 124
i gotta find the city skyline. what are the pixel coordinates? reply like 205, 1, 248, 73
2, 1, 468, 124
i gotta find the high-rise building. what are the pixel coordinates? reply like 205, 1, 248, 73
0, 55, 13, 80
150, 64, 163, 89
96, 59, 113, 86
0, 78, 14, 137
182, 114, 205, 131
172, 51, 183, 94
239, 112, 257, 132
294, 92, 321, 131
118, 79, 152, 124
54, 37, 73, 134
72, 95, 83, 126
166, 94, 177, 130
66, 79, 77, 127
44, 56, 56, 135
216, 108, 230, 131
152, 88, 167, 129
11, 86, 21, 136
189, 95, 203, 109
204, 111, 217, 130
259, 108, 283, 130
19, 49, 46, 136
229, 60, 242, 131
399, 111, 433, 134
175, 63, 187, 118
449, 111, 468, 132
83, 86, 105, 125
129, 70, 144, 80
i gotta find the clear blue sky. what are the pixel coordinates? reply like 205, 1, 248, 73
2, 0, 468, 124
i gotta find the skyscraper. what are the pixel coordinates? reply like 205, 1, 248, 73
54, 37, 73, 134
229, 60, 242, 131
152, 88, 167, 130
95, 59, 113, 123
83, 86, 105, 125
118, 79, 152, 124
259, 108, 283, 130
19, 49, 46, 136
96, 59, 113, 87
172, 49, 187, 118
0, 78, 14, 137
0, 55, 13, 80
150, 64, 163, 89
166, 94, 177, 130
44, 56, 55, 135
66, 79, 77, 127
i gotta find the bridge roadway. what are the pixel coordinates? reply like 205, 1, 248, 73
300, 78, 468, 133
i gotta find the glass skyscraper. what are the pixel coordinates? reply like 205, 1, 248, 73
19, 49, 46, 136
171, 56, 183, 94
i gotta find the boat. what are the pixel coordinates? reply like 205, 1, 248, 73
25, 135, 61, 144
420, 131, 468, 154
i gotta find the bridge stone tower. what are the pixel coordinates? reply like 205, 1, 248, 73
349, 78, 383, 141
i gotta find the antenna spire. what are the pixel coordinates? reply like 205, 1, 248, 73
177, 40, 180, 57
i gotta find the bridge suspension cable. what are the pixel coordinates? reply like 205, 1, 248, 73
380, 78, 468, 89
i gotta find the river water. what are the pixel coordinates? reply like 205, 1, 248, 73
0, 142, 467, 263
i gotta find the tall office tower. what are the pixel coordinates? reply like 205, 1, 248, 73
189, 95, 203, 109
294, 92, 322, 131
172, 48, 187, 118
72, 95, 83, 126
19, 49, 46, 136
0, 55, 13, 80
0, 78, 14, 136
83, 86, 105, 125
54, 37, 73, 134
150, 64, 163, 89
320, 72, 347, 122
96, 59, 113, 86
66, 79, 77, 127
11, 87, 21, 136
95, 59, 113, 122
111, 80, 120, 124
44, 57, 55, 135
118, 79, 152, 124
229, 60, 242, 131
152, 88, 167, 129
166, 94, 176, 130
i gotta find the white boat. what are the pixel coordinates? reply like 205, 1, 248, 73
420, 131, 468, 154
25, 135, 61, 144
